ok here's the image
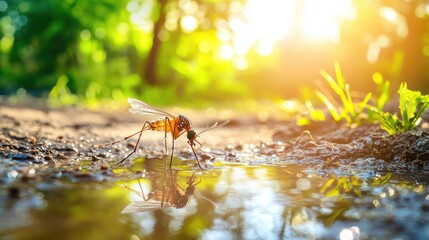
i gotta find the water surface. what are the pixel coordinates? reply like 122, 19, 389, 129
2, 158, 429, 240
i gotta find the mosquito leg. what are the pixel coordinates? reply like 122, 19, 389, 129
164, 118, 169, 155
170, 137, 175, 169
166, 117, 176, 169
167, 170, 176, 205
194, 139, 203, 150
163, 117, 170, 169
169, 170, 175, 201
162, 169, 174, 207
115, 121, 150, 166
137, 178, 148, 201
190, 144, 204, 171
95, 130, 143, 148
162, 169, 166, 207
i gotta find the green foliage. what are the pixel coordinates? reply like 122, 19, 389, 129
320, 173, 392, 198
296, 100, 326, 126
376, 82, 429, 135
319, 173, 392, 225
320, 176, 362, 198
0, 0, 251, 106
316, 62, 372, 125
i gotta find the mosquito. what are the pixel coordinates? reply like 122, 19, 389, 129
121, 172, 216, 213
104, 98, 227, 169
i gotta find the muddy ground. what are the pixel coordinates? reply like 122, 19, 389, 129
1, 102, 429, 186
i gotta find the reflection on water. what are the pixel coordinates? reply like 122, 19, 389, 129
1, 164, 429, 239
122, 171, 207, 213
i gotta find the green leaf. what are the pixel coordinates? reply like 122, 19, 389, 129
358, 92, 372, 114
320, 70, 344, 98
397, 82, 429, 131
398, 82, 421, 124
325, 189, 340, 198
334, 61, 345, 89
376, 173, 392, 185
376, 112, 398, 135
320, 177, 337, 193
420, 95, 429, 103
412, 102, 429, 127
316, 91, 341, 121
344, 84, 355, 116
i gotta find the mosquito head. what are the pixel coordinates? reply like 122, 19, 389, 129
184, 173, 200, 195
187, 130, 197, 142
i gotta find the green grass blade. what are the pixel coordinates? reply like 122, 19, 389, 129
344, 84, 355, 116
358, 92, 372, 114
334, 61, 345, 89
410, 102, 429, 129
320, 70, 345, 99
316, 91, 341, 121
320, 178, 337, 194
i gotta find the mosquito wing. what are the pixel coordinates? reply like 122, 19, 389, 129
197, 120, 229, 136
121, 199, 174, 214
128, 98, 175, 118
195, 191, 218, 209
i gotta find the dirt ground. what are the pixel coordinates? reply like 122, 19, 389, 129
0, 103, 274, 176
1, 102, 429, 184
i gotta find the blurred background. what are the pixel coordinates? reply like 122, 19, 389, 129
0, 0, 428, 107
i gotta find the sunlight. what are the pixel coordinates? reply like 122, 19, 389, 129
339, 226, 360, 240
128, 179, 152, 201
180, 15, 198, 33
242, 0, 295, 42
127, 0, 154, 32
220, 0, 356, 63
300, 0, 355, 43
226, 0, 295, 59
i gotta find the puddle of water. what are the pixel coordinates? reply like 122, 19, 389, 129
1, 159, 429, 239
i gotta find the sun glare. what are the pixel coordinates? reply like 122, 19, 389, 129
218, 0, 356, 65
225, 0, 295, 59
300, 0, 356, 43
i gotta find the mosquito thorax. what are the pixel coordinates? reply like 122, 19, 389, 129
187, 130, 197, 141
177, 115, 192, 132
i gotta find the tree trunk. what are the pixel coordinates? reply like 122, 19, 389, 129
144, 0, 168, 85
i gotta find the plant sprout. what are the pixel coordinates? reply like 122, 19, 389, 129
376, 82, 429, 135
316, 62, 372, 125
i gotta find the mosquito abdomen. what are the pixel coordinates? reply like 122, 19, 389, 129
148, 118, 176, 132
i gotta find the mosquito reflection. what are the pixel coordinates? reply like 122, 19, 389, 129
121, 170, 216, 214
